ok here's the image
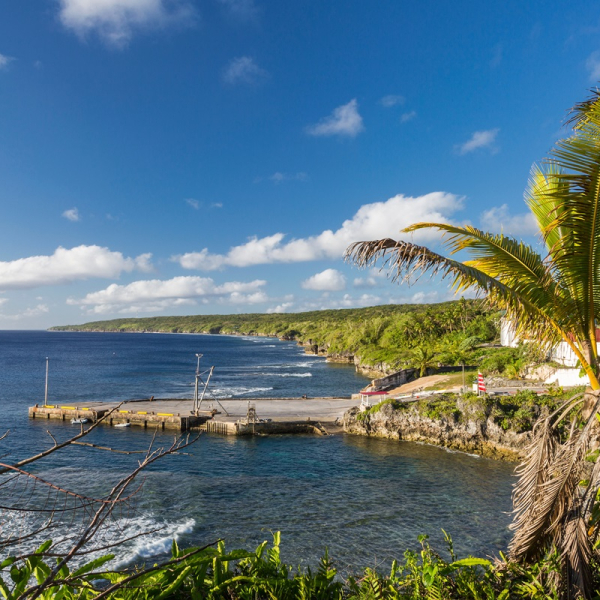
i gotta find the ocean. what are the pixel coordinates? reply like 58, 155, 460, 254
0, 330, 515, 570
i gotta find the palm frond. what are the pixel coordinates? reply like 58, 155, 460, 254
509, 419, 558, 561
538, 123, 600, 354
561, 506, 592, 600
346, 232, 568, 351
566, 86, 600, 131
403, 223, 569, 323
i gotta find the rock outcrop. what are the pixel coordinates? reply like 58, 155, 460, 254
342, 397, 533, 461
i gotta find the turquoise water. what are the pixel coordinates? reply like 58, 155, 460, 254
0, 331, 515, 569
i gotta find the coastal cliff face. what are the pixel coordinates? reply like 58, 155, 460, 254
342, 396, 534, 461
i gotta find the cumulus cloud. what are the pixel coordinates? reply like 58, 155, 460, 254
0, 304, 50, 321
0, 246, 153, 290
0, 54, 14, 70
480, 204, 539, 236
456, 128, 499, 155
57, 0, 195, 48
301, 269, 346, 291
266, 301, 294, 314
410, 291, 439, 304
587, 51, 600, 82
173, 192, 463, 270
306, 99, 364, 138
68, 276, 267, 314
380, 94, 404, 107
62, 207, 80, 222
223, 56, 268, 84
353, 276, 378, 288
297, 293, 382, 312
400, 110, 417, 123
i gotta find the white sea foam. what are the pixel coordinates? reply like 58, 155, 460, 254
211, 386, 274, 397
279, 372, 312, 378
114, 516, 196, 566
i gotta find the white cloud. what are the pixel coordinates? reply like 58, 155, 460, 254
456, 128, 499, 155
68, 276, 267, 313
186, 198, 200, 209
400, 110, 417, 123
353, 276, 378, 288
0, 304, 50, 321
62, 207, 80, 222
301, 269, 346, 291
267, 172, 308, 184
306, 99, 364, 138
58, 0, 195, 48
217, 0, 258, 21
211, 202, 223, 208
480, 204, 539, 236
173, 191, 463, 270
380, 94, 404, 107
0, 246, 153, 290
587, 51, 600, 82
296, 293, 382, 312
0, 54, 14, 70
223, 56, 268, 85
410, 291, 439, 304
267, 301, 294, 314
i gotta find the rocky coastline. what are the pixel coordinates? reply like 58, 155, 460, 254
341, 396, 534, 461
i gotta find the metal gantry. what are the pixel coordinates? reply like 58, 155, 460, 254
192, 354, 229, 416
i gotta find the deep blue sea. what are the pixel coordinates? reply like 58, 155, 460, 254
0, 330, 515, 571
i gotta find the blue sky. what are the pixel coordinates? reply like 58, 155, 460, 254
0, 0, 599, 328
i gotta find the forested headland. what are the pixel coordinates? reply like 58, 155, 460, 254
50, 299, 527, 377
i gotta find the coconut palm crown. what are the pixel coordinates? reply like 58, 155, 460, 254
347, 90, 600, 392
346, 89, 600, 599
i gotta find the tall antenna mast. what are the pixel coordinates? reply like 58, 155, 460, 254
44, 357, 49, 407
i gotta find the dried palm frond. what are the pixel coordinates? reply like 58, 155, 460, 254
561, 505, 592, 600
509, 418, 558, 561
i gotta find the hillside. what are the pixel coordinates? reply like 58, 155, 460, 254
51, 300, 508, 376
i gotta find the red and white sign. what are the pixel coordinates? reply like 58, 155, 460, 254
477, 373, 486, 393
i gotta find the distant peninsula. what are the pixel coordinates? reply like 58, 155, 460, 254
50, 300, 500, 378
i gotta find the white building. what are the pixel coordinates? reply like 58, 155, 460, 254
500, 319, 594, 387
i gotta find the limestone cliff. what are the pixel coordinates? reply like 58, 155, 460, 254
342, 396, 535, 461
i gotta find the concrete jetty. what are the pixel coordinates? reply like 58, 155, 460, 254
28, 396, 357, 435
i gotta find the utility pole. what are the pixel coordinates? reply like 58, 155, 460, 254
44, 357, 49, 407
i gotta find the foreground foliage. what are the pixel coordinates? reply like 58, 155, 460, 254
4, 531, 595, 600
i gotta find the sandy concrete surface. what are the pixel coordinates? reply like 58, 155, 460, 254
73, 397, 358, 423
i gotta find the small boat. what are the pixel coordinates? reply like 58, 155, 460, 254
114, 422, 131, 428
71, 418, 89, 425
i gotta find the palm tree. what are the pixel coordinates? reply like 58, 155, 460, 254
345, 89, 600, 599
410, 345, 438, 377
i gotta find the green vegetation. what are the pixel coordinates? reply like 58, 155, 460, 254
345, 88, 600, 598
51, 299, 509, 374
4, 531, 595, 599
361, 388, 585, 435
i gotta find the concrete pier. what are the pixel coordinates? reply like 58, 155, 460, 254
28, 396, 357, 435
